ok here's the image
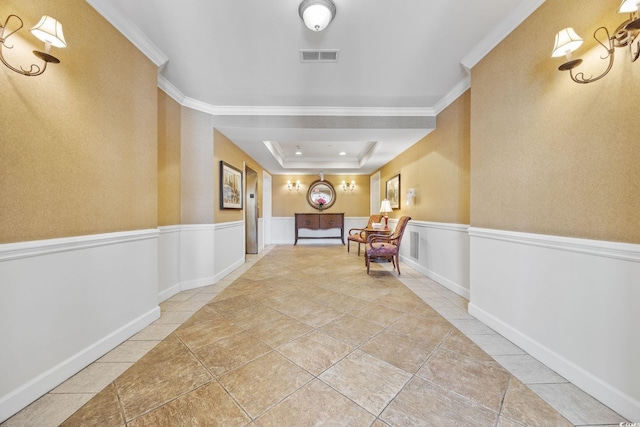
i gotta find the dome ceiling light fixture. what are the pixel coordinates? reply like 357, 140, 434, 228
299, 0, 336, 32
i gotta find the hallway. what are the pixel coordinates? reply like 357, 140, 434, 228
3, 245, 627, 426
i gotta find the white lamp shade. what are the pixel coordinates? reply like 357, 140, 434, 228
379, 199, 393, 214
551, 27, 583, 57
299, 0, 336, 32
30, 15, 67, 48
619, 0, 640, 13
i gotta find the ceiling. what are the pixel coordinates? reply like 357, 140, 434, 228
87, 0, 544, 175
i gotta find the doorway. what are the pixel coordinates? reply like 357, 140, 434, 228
245, 166, 258, 254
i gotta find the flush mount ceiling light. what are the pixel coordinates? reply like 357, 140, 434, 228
552, 0, 640, 84
299, 0, 336, 32
0, 13, 66, 76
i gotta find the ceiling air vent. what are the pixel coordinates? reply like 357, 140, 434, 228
300, 49, 340, 63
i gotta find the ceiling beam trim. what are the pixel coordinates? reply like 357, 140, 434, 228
210, 115, 436, 131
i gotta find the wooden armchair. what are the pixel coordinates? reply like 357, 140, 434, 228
347, 214, 383, 255
364, 216, 411, 275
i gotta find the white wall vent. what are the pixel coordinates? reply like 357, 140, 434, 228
409, 231, 419, 260
300, 49, 340, 63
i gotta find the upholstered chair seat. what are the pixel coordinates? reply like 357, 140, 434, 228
364, 216, 411, 275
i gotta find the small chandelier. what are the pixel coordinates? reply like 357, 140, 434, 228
0, 13, 67, 77
552, 0, 639, 84
299, 0, 336, 32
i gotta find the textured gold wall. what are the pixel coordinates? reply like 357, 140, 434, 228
180, 108, 214, 224
158, 90, 182, 226
0, 0, 158, 243
471, 0, 640, 243
214, 130, 264, 223
272, 175, 370, 218
379, 92, 471, 224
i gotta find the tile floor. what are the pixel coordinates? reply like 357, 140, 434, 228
2, 245, 629, 426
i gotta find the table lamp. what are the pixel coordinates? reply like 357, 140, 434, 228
380, 199, 393, 230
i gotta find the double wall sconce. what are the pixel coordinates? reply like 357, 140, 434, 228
0, 13, 66, 77
342, 180, 355, 192
299, 0, 336, 32
552, 0, 639, 84
287, 180, 301, 191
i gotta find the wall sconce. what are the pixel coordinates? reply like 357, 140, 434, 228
379, 199, 393, 230
342, 180, 355, 192
299, 0, 336, 32
0, 14, 67, 77
287, 180, 300, 192
552, 0, 639, 84
406, 188, 416, 206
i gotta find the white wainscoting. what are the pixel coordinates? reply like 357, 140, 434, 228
157, 222, 246, 302
0, 230, 160, 423
397, 220, 470, 299
258, 217, 265, 252
212, 221, 246, 284
468, 227, 640, 421
158, 225, 182, 301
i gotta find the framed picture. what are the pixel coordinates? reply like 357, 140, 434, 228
220, 161, 243, 209
386, 174, 400, 209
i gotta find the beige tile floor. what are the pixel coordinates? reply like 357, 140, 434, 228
2, 245, 628, 426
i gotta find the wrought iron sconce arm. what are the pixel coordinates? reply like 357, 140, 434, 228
561, 27, 616, 84
0, 13, 65, 77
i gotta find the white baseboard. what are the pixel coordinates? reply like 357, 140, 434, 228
402, 257, 470, 299
469, 302, 640, 421
158, 282, 182, 303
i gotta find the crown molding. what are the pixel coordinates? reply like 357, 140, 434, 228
460, 0, 546, 71
181, 96, 436, 117
85, 0, 169, 68
433, 74, 471, 115
158, 75, 186, 104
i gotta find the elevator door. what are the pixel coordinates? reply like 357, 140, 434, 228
245, 167, 258, 254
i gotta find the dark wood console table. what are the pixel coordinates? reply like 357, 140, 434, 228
294, 213, 345, 245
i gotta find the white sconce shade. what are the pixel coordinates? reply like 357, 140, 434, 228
619, 0, 640, 13
299, 0, 336, 32
552, 27, 583, 57
30, 15, 67, 48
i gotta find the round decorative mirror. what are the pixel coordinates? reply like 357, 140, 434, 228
307, 180, 336, 210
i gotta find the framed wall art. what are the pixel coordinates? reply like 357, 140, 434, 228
220, 161, 243, 209
386, 174, 400, 209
